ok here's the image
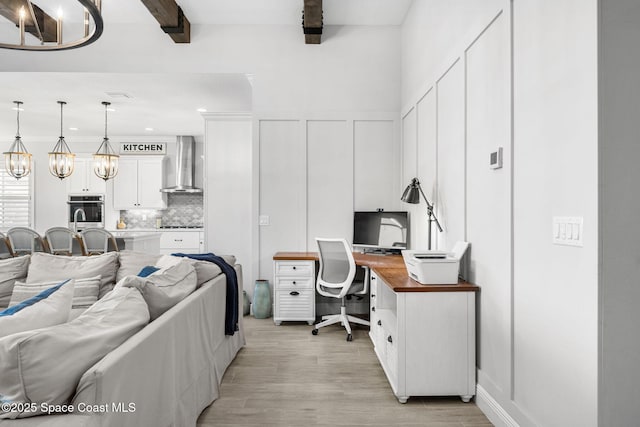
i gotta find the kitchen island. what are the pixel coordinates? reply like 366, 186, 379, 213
111, 231, 161, 253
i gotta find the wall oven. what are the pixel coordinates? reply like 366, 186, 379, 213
68, 195, 104, 231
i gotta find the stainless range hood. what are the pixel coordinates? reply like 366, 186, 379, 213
160, 136, 203, 193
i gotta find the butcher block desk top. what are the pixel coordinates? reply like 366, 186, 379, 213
273, 252, 479, 293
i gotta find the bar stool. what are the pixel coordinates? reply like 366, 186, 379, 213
44, 227, 82, 256
6, 227, 47, 256
80, 229, 119, 256
0, 231, 12, 259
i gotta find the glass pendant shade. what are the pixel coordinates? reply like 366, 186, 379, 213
93, 101, 119, 181
49, 101, 75, 179
3, 101, 32, 179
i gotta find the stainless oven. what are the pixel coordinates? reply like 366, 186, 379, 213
68, 195, 104, 231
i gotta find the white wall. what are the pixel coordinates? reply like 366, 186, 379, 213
257, 114, 399, 294
401, 1, 599, 426
599, 1, 640, 425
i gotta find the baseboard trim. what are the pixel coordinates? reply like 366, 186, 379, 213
476, 385, 520, 427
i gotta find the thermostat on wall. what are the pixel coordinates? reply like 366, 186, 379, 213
490, 147, 503, 170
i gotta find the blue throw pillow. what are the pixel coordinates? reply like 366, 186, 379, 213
137, 266, 160, 278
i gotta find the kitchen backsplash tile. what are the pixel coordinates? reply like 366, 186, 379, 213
119, 193, 203, 229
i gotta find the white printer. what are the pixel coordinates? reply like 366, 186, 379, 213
401, 241, 469, 285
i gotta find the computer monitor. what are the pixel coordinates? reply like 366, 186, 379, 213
353, 211, 409, 253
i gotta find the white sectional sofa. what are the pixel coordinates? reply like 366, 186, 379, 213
0, 250, 245, 426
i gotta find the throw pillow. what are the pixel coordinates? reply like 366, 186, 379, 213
116, 250, 162, 282
26, 252, 118, 298
116, 276, 178, 320
137, 266, 160, 278
0, 256, 30, 309
0, 279, 74, 339
148, 257, 197, 300
0, 286, 149, 419
10, 275, 101, 309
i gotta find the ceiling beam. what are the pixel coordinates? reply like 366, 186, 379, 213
139, 0, 190, 43
303, 0, 323, 44
0, 0, 57, 43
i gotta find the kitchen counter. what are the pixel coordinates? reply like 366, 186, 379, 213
113, 232, 161, 253
108, 228, 204, 233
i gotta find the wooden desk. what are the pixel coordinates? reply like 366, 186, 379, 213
273, 251, 478, 404
273, 251, 479, 292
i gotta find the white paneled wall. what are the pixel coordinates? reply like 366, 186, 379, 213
414, 89, 437, 250
401, 1, 599, 426
465, 11, 511, 401
306, 120, 352, 245
435, 60, 466, 251
258, 120, 306, 282
258, 115, 398, 287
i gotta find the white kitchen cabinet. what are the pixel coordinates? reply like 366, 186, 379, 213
159, 231, 204, 254
112, 157, 166, 210
369, 270, 477, 403
67, 157, 107, 194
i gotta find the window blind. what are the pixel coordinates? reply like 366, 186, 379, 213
0, 166, 32, 228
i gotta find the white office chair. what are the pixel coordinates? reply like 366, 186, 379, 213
312, 238, 370, 341
80, 229, 119, 256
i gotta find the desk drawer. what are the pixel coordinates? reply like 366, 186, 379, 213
274, 261, 314, 277
275, 289, 314, 319
275, 277, 314, 290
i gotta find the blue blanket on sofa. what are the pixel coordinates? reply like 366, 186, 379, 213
172, 253, 239, 336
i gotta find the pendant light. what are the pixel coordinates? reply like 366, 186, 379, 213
93, 101, 119, 181
3, 101, 32, 179
48, 101, 75, 179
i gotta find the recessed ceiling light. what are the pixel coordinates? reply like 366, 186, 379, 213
196, 108, 207, 113
145, 127, 154, 131
69, 127, 78, 131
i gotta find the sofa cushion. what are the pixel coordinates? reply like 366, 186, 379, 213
148, 257, 197, 299
158, 254, 222, 288
116, 276, 179, 321
116, 250, 162, 282
0, 256, 30, 309
0, 286, 149, 419
0, 279, 74, 339
26, 252, 118, 299
10, 275, 100, 310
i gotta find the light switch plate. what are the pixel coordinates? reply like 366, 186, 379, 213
553, 216, 583, 247
259, 215, 270, 226
490, 147, 503, 169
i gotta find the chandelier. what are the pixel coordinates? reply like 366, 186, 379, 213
3, 101, 32, 180
0, 0, 103, 51
93, 101, 119, 181
49, 101, 75, 179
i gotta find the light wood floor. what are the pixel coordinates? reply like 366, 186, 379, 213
197, 316, 493, 427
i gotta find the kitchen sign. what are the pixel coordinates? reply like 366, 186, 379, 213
120, 143, 166, 155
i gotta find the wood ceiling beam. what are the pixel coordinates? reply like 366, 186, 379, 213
139, 0, 190, 43
303, 0, 323, 44
0, 0, 57, 43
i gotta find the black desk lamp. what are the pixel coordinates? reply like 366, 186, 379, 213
401, 178, 443, 250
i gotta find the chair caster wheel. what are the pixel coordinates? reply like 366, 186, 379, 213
312, 329, 318, 335
346, 334, 353, 342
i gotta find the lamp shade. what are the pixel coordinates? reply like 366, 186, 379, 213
401, 181, 420, 204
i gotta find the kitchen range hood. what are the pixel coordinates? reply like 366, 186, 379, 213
160, 136, 203, 193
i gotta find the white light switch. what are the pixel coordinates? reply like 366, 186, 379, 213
259, 215, 270, 226
553, 216, 583, 247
